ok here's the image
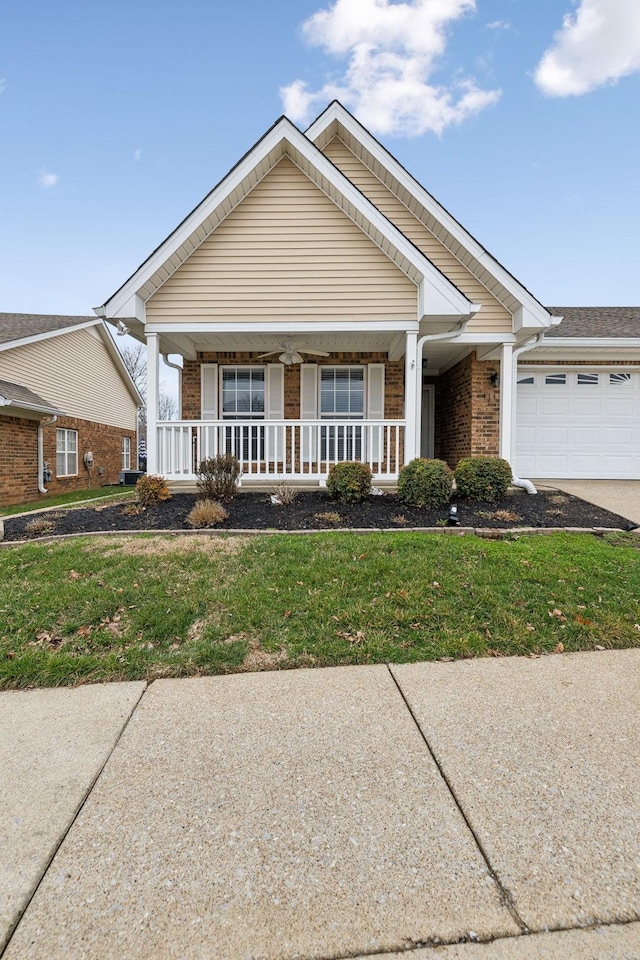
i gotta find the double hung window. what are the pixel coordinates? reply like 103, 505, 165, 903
221, 368, 265, 460
56, 428, 78, 477
319, 367, 364, 460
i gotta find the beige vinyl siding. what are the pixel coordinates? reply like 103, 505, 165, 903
147, 157, 417, 323
0, 327, 137, 430
322, 138, 512, 333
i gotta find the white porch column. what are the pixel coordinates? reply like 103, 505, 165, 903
146, 332, 160, 475
498, 342, 513, 463
404, 331, 418, 463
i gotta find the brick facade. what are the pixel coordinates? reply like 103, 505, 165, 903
435, 352, 500, 467
0, 413, 136, 507
182, 352, 405, 419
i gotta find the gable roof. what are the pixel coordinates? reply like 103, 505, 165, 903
0, 313, 144, 407
95, 115, 477, 325
306, 102, 554, 330
545, 307, 640, 339
0, 377, 63, 416
0, 313, 96, 347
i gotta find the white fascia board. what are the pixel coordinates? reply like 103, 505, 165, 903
99, 116, 470, 321
0, 396, 64, 416
0, 318, 102, 354
307, 103, 552, 326
529, 337, 640, 349
98, 321, 145, 407
145, 320, 420, 335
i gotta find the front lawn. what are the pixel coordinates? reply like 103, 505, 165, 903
0, 486, 136, 517
1, 532, 638, 688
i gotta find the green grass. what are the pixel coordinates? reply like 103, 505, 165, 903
0, 486, 136, 517
1, 531, 639, 688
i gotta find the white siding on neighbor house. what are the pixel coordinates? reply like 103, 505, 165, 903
321, 138, 513, 333
0, 326, 138, 430
146, 157, 418, 323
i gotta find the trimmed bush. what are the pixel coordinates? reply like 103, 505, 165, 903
397, 458, 453, 508
196, 454, 241, 502
454, 457, 512, 502
326, 461, 372, 503
186, 499, 228, 528
136, 474, 171, 507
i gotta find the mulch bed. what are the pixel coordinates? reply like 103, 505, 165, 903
2, 489, 636, 542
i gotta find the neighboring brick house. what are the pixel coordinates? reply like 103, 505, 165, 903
93, 102, 639, 484
0, 315, 142, 507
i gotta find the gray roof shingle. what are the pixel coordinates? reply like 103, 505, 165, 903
546, 307, 640, 339
0, 313, 95, 347
0, 377, 63, 415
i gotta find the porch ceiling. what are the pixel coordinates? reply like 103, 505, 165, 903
160, 330, 405, 358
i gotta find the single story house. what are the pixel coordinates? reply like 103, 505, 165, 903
0, 314, 142, 507
94, 102, 640, 486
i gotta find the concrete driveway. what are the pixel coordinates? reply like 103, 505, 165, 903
2, 652, 640, 959
534, 479, 640, 526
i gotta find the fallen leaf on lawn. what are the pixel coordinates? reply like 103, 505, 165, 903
76, 626, 92, 637
487, 648, 504, 657
439, 656, 454, 662
595, 644, 605, 650
635, 625, 640, 632
575, 615, 594, 626
336, 630, 365, 645
554, 642, 564, 653
68, 570, 81, 580
525, 623, 536, 632
283, 610, 291, 619
529, 653, 541, 658
432, 582, 441, 589
548, 608, 567, 621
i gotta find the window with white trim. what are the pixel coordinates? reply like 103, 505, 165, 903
221, 367, 265, 461
517, 375, 535, 385
122, 436, 131, 470
545, 373, 567, 385
320, 367, 364, 460
610, 372, 632, 385
577, 373, 599, 385
56, 428, 78, 477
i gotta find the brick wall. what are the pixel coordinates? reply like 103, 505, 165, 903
0, 414, 136, 507
182, 352, 405, 419
0, 414, 39, 506
435, 352, 500, 468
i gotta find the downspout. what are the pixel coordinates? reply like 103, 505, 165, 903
414, 316, 471, 456
510, 331, 546, 495
38, 415, 57, 494
162, 354, 183, 419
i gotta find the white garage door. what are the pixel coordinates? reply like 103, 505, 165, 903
515, 369, 640, 479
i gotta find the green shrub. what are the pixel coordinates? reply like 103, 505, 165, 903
186, 499, 228, 528
454, 457, 512, 502
196, 454, 241, 502
397, 458, 453, 508
136, 474, 171, 507
326, 461, 372, 503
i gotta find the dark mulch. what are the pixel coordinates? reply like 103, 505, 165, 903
2, 489, 636, 542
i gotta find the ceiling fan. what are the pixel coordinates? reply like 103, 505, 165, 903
257, 341, 330, 365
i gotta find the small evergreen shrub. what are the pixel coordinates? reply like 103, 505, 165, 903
196, 454, 241, 502
136, 474, 171, 507
186, 499, 228, 528
326, 461, 372, 503
397, 458, 453, 508
454, 457, 512, 502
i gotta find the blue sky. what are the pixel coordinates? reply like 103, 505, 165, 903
1, 0, 639, 320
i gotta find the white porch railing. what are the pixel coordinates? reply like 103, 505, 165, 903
157, 419, 405, 482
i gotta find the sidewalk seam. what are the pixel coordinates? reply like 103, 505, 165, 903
386, 664, 528, 935
0, 683, 148, 959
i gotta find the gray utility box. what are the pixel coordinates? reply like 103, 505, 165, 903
119, 470, 144, 486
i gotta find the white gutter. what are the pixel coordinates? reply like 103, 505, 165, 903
162, 354, 183, 419
37, 415, 58, 494
414, 316, 473, 455
510, 332, 546, 495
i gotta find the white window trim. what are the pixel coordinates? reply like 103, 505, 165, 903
122, 436, 131, 470
319, 365, 367, 420
220, 365, 266, 420
56, 428, 78, 478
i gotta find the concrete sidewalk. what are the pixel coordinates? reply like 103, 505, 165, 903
2, 652, 639, 959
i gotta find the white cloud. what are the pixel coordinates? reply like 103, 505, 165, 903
38, 171, 58, 188
486, 20, 510, 30
535, 0, 640, 97
134, 148, 142, 161
281, 0, 501, 137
